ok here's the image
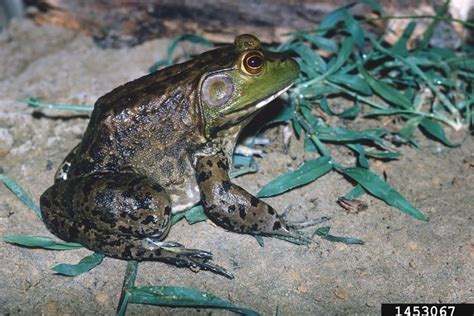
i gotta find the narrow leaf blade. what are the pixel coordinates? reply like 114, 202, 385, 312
257, 157, 332, 197
1, 174, 42, 219
184, 205, 208, 224
128, 286, 259, 316
52, 252, 105, 276
419, 118, 459, 147
340, 167, 428, 221
3, 235, 83, 250
359, 67, 412, 109
313, 226, 365, 244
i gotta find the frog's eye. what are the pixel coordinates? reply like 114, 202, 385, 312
242, 52, 265, 75
201, 73, 234, 107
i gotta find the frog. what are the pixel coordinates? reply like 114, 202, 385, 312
40, 34, 303, 279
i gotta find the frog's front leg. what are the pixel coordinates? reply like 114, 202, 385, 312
196, 152, 303, 239
40, 172, 233, 278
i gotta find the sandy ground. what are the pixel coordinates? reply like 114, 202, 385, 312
0, 19, 473, 315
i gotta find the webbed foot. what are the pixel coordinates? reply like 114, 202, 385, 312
144, 238, 234, 279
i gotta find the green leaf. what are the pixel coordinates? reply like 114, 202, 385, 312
369, 36, 458, 115
116, 260, 139, 316
399, 116, 423, 142
292, 118, 303, 138
419, 118, 459, 147
339, 167, 428, 221
1, 174, 42, 219
316, 126, 387, 143
344, 184, 366, 200
364, 151, 400, 160
365, 109, 417, 116
304, 135, 318, 152
309, 135, 332, 157
233, 155, 253, 167
318, 97, 335, 115
52, 252, 105, 276
255, 235, 265, 247
116, 291, 131, 316
319, 98, 362, 119
171, 212, 186, 226
184, 205, 208, 224
325, 36, 354, 76
359, 67, 413, 109
337, 102, 360, 119
128, 286, 260, 316
257, 157, 332, 197
346, 144, 369, 168
328, 73, 372, 96
147, 60, 170, 73
302, 34, 338, 53
347, 144, 399, 162
22, 97, 93, 113
405, 56, 437, 67
344, 12, 365, 50
359, 0, 384, 13
319, 4, 356, 32
272, 235, 310, 245
3, 235, 83, 250
230, 161, 259, 178
391, 21, 416, 56
313, 226, 365, 244
171, 205, 209, 225
300, 102, 319, 128
275, 305, 281, 316
291, 44, 321, 75
264, 105, 293, 126
448, 56, 474, 72
299, 84, 340, 99
418, 0, 449, 49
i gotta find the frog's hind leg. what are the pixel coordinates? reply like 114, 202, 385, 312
196, 152, 306, 240
40, 172, 233, 278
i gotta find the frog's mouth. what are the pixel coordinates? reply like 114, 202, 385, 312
250, 83, 293, 110
221, 83, 293, 128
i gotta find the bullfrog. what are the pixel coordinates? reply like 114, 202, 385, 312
40, 34, 302, 278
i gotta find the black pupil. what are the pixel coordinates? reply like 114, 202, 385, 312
248, 55, 263, 68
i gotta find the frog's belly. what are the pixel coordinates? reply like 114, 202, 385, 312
137, 154, 202, 213
167, 179, 201, 213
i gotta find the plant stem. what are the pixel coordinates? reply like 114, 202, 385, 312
116, 261, 139, 316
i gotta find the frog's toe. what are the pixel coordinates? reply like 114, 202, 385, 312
272, 216, 331, 244
171, 249, 233, 278
190, 259, 235, 279
168, 246, 214, 260
169, 252, 233, 279
144, 237, 232, 278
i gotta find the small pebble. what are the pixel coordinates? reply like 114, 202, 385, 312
334, 287, 348, 300
41, 301, 60, 315
95, 292, 111, 307
0, 128, 14, 156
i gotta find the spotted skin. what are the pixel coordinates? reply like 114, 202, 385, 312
41, 172, 231, 277
39, 34, 300, 278
197, 151, 301, 239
